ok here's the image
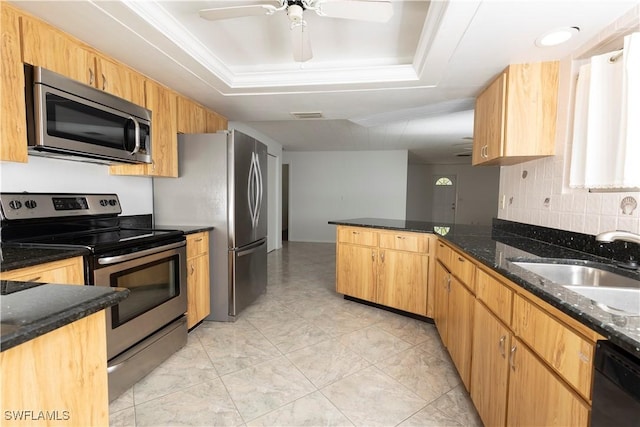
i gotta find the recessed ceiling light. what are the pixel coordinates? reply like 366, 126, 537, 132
536, 27, 580, 47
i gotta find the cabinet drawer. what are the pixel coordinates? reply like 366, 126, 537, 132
187, 232, 209, 258
0, 257, 85, 285
476, 268, 513, 324
436, 240, 453, 267
379, 231, 429, 253
512, 294, 594, 400
337, 227, 378, 246
451, 250, 475, 291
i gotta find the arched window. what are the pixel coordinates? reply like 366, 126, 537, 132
433, 226, 451, 236
435, 177, 453, 186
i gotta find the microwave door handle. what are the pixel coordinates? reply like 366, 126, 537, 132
128, 116, 141, 155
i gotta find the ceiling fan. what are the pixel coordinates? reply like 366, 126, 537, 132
198, 0, 394, 62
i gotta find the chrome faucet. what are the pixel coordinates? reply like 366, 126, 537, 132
596, 230, 640, 245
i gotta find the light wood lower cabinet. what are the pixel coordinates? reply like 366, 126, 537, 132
506, 338, 590, 427
0, 311, 109, 426
471, 300, 511, 427
0, 257, 85, 285
186, 232, 211, 328
335, 226, 433, 317
435, 240, 595, 427
336, 243, 376, 302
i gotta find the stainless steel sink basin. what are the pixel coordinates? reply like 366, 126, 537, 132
511, 261, 640, 315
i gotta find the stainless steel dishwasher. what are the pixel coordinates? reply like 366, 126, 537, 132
591, 340, 640, 427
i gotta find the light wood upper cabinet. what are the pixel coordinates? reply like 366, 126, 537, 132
0, 257, 85, 285
0, 3, 27, 163
95, 55, 145, 106
21, 13, 96, 86
110, 80, 178, 177
473, 61, 559, 166
206, 109, 228, 132
186, 232, 210, 329
506, 338, 590, 427
177, 96, 207, 134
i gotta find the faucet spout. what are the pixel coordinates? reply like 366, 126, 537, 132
596, 230, 640, 245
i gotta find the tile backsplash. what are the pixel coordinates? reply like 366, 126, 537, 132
498, 156, 640, 236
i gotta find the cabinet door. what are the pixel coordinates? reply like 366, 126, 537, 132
447, 275, 475, 390
433, 261, 450, 344
377, 250, 428, 316
0, 257, 85, 285
110, 81, 178, 177
96, 55, 145, 106
471, 301, 511, 427
187, 254, 211, 328
472, 72, 505, 165
336, 243, 376, 301
206, 110, 227, 132
21, 14, 96, 86
177, 96, 206, 134
1, 4, 28, 163
506, 338, 590, 427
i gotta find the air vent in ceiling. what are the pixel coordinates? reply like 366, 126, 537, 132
291, 111, 323, 119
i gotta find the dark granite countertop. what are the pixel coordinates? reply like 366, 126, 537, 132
1, 281, 129, 352
154, 225, 214, 235
330, 218, 640, 356
1, 247, 90, 272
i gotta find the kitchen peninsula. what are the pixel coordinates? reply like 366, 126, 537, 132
0, 281, 128, 426
330, 217, 640, 427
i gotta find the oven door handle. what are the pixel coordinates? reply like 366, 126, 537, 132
97, 241, 186, 265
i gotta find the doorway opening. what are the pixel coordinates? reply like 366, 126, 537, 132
432, 175, 457, 223
282, 164, 289, 241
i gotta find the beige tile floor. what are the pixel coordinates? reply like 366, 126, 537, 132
109, 242, 482, 427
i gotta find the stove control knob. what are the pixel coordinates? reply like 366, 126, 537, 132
24, 200, 37, 209
109, 199, 117, 206
100, 199, 108, 207
8, 200, 22, 210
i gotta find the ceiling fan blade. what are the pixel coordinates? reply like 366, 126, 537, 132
291, 23, 313, 62
199, 4, 277, 21
316, 0, 393, 22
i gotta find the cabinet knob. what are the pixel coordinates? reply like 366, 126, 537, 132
102, 74, 107, 90
89, 69, 94, 85
190, 265, 195, 275
458, 257, 465, 262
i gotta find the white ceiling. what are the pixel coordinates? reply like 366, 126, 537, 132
11, 0, 640, 163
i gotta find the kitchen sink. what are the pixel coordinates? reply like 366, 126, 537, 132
511, 261, 640, 315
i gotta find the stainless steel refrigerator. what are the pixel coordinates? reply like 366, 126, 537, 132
152, 130, 267, 321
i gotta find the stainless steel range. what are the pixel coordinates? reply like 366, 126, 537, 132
0, 192, 187, 401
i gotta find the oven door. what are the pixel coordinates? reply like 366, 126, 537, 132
93, 241, 187, 359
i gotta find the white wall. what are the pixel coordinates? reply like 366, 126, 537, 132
284, 150, 409, 243
0, 156, 152, 214
406, 163, 500, 225
229, 122, 283, 251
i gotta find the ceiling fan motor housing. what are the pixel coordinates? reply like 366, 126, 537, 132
287, 1, 305, 23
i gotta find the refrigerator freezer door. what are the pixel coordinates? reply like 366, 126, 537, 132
229, 238, 267, 317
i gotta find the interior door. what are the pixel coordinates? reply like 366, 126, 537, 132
267, 154, 277, 252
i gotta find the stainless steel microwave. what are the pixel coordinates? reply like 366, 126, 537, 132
25, 64, 152, 165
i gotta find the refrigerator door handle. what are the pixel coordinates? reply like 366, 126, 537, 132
254, 152, 263, 226
247, 153, 256, 228
236, 239, 266, 257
